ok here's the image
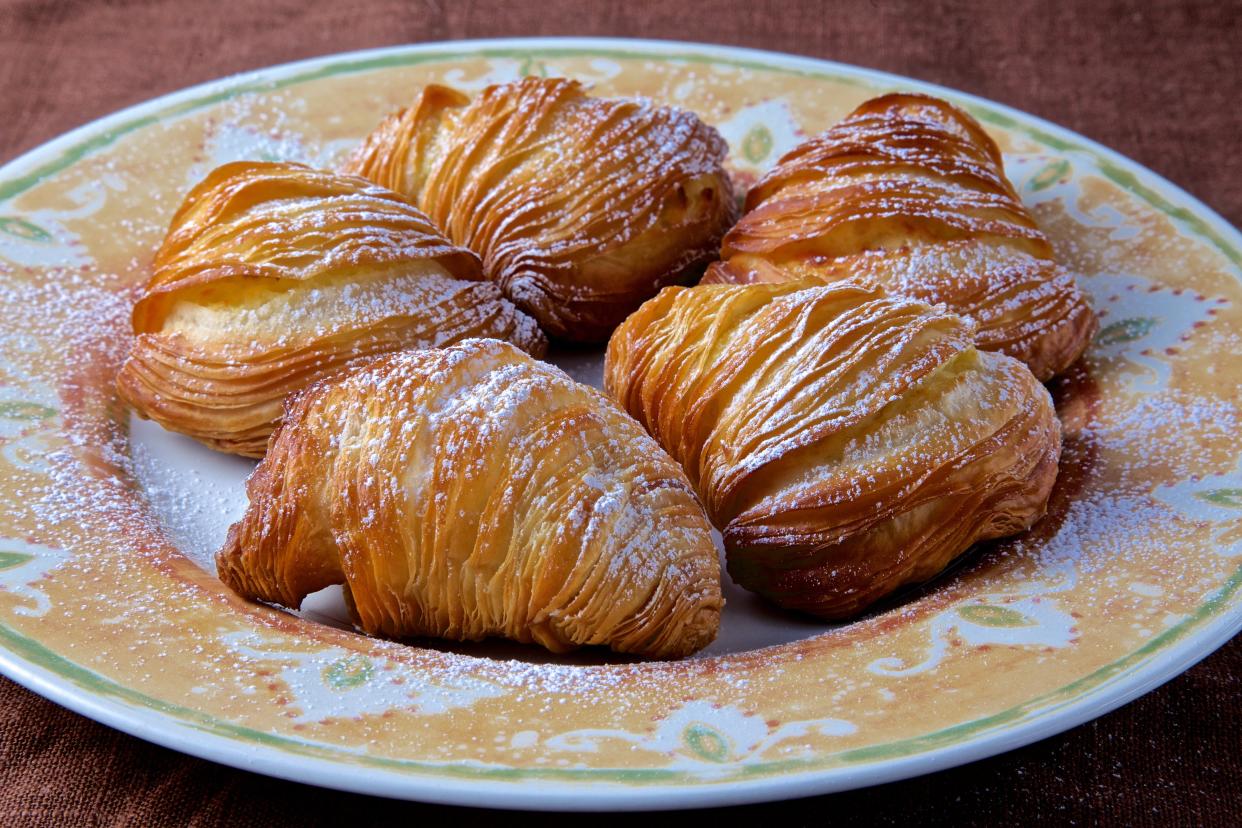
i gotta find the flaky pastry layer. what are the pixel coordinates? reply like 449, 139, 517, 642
116, 161, 546, 456
605, 282, 1061, 618
218, 338, 723, 658
345, 77, 737, 341
709, 92, 1096, 380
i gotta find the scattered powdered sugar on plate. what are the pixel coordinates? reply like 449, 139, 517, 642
127, 415, 253, 571
17, 259, 1228, 668
1086, 390, 1240, 479
3, 76, 1235, 682
119, 334, 826, 659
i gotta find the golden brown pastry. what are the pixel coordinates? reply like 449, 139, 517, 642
708, 92, 1096, 381
116, 161, 546, 457
605, 281, 1061, 619
217, 338, 723, 658
344, 77, 737, 342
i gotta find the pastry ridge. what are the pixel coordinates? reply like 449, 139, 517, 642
117, 161, 547, 457
218, 338, 723, 658
710, 92, 1096, 381
345, 77, 738, 341
605, 281, 1061, 618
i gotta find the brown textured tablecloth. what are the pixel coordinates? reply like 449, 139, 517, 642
1, 0, 1239, 823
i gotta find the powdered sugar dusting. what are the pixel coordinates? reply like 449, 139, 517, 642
0, 63, 1238, 735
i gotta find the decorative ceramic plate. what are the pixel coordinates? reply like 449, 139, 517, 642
0, 38, 1239, 811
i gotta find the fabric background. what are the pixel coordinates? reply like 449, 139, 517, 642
0, 0, 1238, 824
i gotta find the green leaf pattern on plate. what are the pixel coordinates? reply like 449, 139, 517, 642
1095, 316, 1158, 346
1029, 158, 1071, 191
0, 217, 52, 243
1195, 489, 1242, 509
518, 56, 548, 78
0, 540, 71, 618
957, 604, 1037, 628
322, 654, 375, 690
682, 723, 730, 763
0, 552, 35, 572
741, 124, 774, 164
0, 402, 57, 422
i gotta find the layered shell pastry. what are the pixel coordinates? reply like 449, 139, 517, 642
706, 93, 1096, 381
605, 282, 1061, 618
218, 339, 723, 658
345, 77, 737, 341
118, 82, 1095, 656
116, 161, 545, 457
